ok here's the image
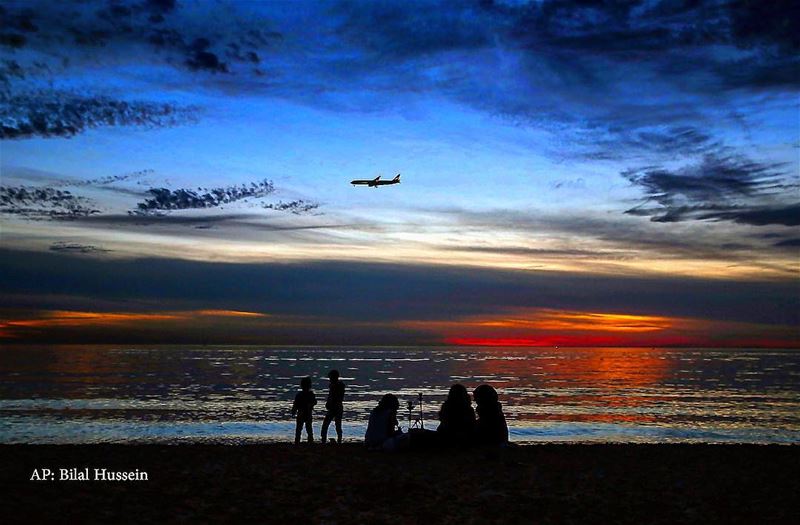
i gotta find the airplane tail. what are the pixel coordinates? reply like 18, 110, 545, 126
393, 173, 400, 182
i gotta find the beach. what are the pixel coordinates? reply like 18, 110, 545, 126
2, 444, 798, 524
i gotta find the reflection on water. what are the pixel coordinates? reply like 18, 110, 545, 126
0, 346, 798, 443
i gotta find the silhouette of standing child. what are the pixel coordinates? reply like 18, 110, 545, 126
291, 376, 316, 444
321, 369, 346, 443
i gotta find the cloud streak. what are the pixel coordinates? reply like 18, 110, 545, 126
0, 185, 99, 219
129, 180, 276, 215
0, 248, 797, 344
49, 242, 110, 254
0, 91, 196, 140
262, 200, 320, 215
623, 154, 798, 225
1, 248, 797, 326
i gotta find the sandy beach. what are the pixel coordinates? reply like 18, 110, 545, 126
2, 444, 798, 524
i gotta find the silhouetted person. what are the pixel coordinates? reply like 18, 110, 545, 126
365, 393, 406, 451
291, 376, 316, 444
437, 383, 476, 446
473, 384, 508, 446
320, 369, 345, 443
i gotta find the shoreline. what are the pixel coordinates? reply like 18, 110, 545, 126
4, 437, 799, 446
2, 444, 798, 524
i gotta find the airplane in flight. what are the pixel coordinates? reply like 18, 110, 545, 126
351, 174, 401, 187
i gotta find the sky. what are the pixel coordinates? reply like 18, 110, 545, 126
0, 0, 798, 346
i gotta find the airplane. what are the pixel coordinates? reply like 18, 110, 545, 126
351, 173, 401, 187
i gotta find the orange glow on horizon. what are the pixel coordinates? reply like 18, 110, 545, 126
194, 309, 269, 318
470, 310, 674, 332
2, 310, 184, 328
445, 336, 798, 348
446, 335, 696, 347
0, 309, 269, 334
402, 308, 679, 334
412, 307, 799, 348
401, 308, 693, 346
1, 306, 797, 347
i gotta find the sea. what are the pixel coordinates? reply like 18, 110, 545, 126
1, 345, 798, 444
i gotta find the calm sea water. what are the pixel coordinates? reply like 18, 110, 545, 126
1, 346, 798, 444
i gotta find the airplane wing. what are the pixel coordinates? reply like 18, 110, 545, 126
373, 176, 381, 182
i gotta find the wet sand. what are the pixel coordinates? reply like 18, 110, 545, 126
2, 444, 798, 524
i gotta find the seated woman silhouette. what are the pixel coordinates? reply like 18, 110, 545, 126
436, 383, 476, 446
364, 393, 406, 451
473, 384, 509, 446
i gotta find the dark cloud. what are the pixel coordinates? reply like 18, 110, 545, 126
71, 213, 346, 237
145, 0, 177, 14
305, 0, 798, 168
78, 212, 254, 226
701, 204, 800, 227
499, 0, 799, 88
712, 54, 800, 91
550, 178, 585, 190
0, 91, 196, 139
774, 238, 800, 249
0, 248, 797, 329
2, 1, 795, 154
719, 242, 751, 251
577, 125, 727, 161
635, 127, 723, 155
185, 37, 228, 73
130, 180, 275, 215
623, 154, 798, 225
0, 186, 99, 220
147, 27, 184, 48
0, 172, 327, 230
0, 33, 26, 48
49, 242, 110, 254
48, 169, 154, 188
262, 200, 321, 215
96, 3, 133, 25
0, 0, 283, 138
68, 27, 113, 47
2, 165, 138, 188
333, 1, 491, 59
728, 0, 799, 53
504, 0, 702, 54
1, 7, 40, 34
0, 59, 28, 87
0, 0, 279, 74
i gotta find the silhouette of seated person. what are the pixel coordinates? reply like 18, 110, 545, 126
291, 376, 316, 444
364, 393, 407, 451
436, 383, 476, 446
473, 384, 509, 446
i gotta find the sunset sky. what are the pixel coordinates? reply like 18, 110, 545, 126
1, 0, 798, 346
